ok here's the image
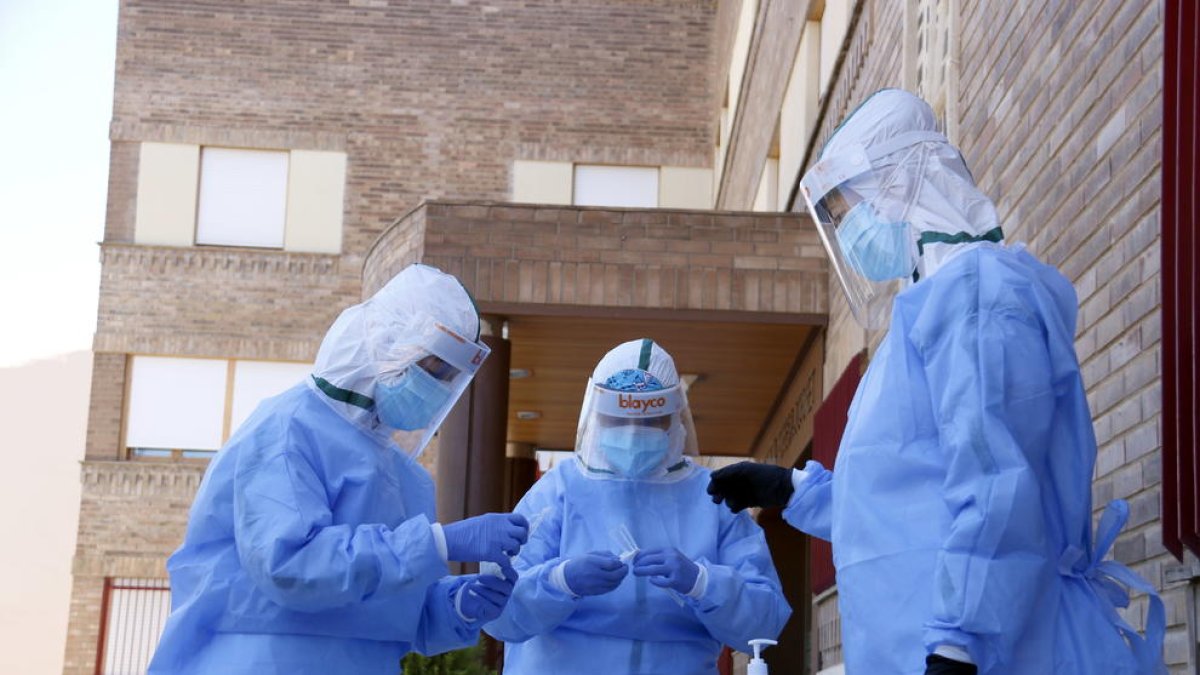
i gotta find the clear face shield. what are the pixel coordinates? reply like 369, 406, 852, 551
800, 133, 942, 329
373, 316, 491, 456
575, 382, 699, 481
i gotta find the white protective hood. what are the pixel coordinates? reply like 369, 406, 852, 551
819, 88, 1004, 281
308, 263, 485, 453
574, 338, 700, 482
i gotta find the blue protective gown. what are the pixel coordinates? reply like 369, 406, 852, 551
148, 382, 476, 674
784, 244, 1164, 674
485, 458, 791, 675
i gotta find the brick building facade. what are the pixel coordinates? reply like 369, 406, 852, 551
68, 1, 1189, 673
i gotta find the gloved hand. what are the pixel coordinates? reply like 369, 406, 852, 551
456, 573, 515, 624
925, 654, 977, 675
706, 461, 794, 512
443, 513, 529, 564
631, 548, 700, 594
563, 552, 628, 597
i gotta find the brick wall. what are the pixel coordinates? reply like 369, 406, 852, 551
103, 141, 138, 243
63, 462, 205, 674
808, 0, 1176, 669
94, 244, 359, 361
62, 574, 104, 674
955, 0, 1175, 664
112, 0, 719, 256
364, 201, 828, 317
84, 353, 126, 461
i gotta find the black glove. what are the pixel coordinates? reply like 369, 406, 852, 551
925, 654, 977, 675
706, 462, 794, 512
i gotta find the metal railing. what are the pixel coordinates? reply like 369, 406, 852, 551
96, 578, 171, 675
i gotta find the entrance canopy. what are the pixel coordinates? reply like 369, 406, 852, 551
364, 201, 828, 457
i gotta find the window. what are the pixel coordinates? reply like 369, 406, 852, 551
511, 161, 710, 209
96, 578, 171, 675
230, 360, 315, 433
196, 147, 289, 248
125, 356, 312, 459
573, 165, 659, 208
126, 356, 227, 456
134, 143, 345, 253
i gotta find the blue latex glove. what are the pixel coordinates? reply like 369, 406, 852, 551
632, 548, 699, 594
457, 573, 515, 624
443, 513, 529, 564
563, 551, 629, 597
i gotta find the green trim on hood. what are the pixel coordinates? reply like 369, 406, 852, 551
917, 226, 1004, 256
312, 375, 375, 410
912, 226, 1005, 282
638, 339, 654, 371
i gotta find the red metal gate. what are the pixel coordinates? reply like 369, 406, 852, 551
95, 578, 171, 675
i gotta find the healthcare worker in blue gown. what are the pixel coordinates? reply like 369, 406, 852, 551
484, 338, 791, 674
148, 263, 529, 674
707, 89, 1167, 675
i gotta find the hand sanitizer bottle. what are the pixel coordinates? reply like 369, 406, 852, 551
747, 638, 777, 675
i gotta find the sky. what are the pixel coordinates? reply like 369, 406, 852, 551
0, 0, 118, 367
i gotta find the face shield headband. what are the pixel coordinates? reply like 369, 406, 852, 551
576, 382, 694, 480
590, 384, 683, 419
374, 318, 491, 456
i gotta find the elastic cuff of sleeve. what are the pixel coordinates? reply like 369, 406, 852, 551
454, 582, 477, 623
430, 523, 448, 562
549, 560, 579, 598
686, 563, 709, 599
790, 468, 810, 495
933, 644, 974, 664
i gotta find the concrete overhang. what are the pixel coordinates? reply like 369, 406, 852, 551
364, 201, 829, 457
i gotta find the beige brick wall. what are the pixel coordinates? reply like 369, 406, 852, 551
62, 574, 104, 674
956, 0, 1174, 664
112, 0, 719, 256
365, 201, 828, 317
94, 244, 359, 361
84, 353, 126, 461
806, 0, 1175, 669
103, 141, 138, 244
63, 462, 205, 674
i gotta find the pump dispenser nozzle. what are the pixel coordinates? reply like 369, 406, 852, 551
747, 638, 777, 675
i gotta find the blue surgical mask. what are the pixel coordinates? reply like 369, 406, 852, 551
375, 365, 454, 431
835, 201, 915, 281
599, 425, 671, 478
